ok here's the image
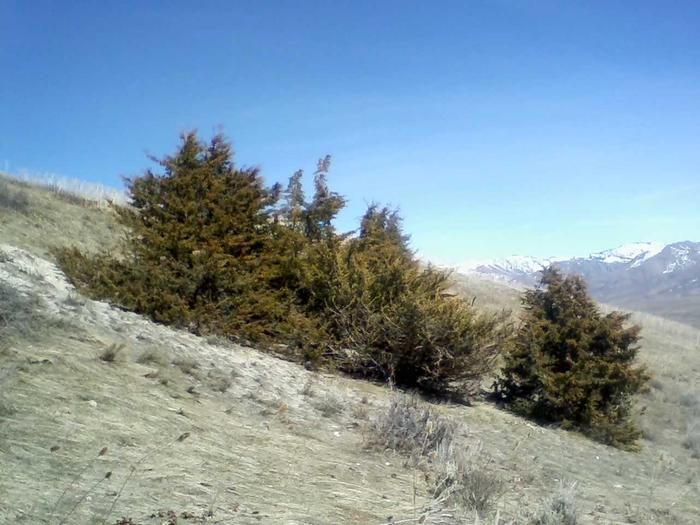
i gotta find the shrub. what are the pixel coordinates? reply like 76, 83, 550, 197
100, 343, 126, 363
683, 415, 700, 458
0, 180, 29, 212
495, 267, 650, 449
524, 481, 579, 525
135, 346, 168, 365
172, 357, 200, 376
300, 206, 506, 394
55, 132, 503, 397
679, 392, 699, 408
312, 393, 344, 418
366, 395, 456, 460
432, 444, 502, 516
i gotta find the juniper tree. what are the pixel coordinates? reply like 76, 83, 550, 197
56, 132, 305, 340
56, 132, 504, 396
495, 267, 649, 448
304, 156, 345, 241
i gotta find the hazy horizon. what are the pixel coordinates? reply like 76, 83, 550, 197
2, 1, 699, 262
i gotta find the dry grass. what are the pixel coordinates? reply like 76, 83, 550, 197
366, 395, 457, 462
0, 174, 124, 259
2, 196, 700, 524
99, 343, 127, 363
524, 481, 579, 525
134, 346, 169, 366
0, 180, 30, 212
2, 170, 127, 206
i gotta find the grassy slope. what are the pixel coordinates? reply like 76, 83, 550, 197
1, 180, 699, 524
0, 174, 124, 257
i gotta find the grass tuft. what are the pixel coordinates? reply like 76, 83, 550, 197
135, 346, 168, 366
524, 481, 579, 525
0, 180, 30, 212
312, 393, 345, 418
366, 395, 456, 460
100, 343, 126, 363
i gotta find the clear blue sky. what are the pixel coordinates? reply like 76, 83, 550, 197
2, 1, 699, 264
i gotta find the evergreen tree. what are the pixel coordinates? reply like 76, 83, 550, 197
495, 267, 650, 448
282, 169, 306, 233
56, 132, 504, 397
300, 204, 504, 393
57, 132, 303, 340
304, 156, 345, 241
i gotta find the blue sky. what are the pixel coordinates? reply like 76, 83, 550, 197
1, 1, 699, 264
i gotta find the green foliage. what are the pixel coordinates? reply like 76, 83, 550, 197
55, 132, 502, 395
298, 205, 504, 393
495, 267, 650, 448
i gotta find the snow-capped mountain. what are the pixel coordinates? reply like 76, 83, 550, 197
460, 241, 700, 328
589, 242, 665, 266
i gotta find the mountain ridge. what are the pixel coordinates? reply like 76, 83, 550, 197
459, 240, 700, 328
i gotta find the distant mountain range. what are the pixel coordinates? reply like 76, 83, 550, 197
460, 241, 700, 328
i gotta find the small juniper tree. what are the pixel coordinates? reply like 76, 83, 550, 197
495, 267, 649, 448
301, 205, 505, 394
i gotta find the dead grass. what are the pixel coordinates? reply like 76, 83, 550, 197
2, 234, 700, 523
135, 346, 169, 366
172, 356, 200, 376
0, 174, 124, 259
312, 393, 345, 418
99, 343, 127, 363
524, 481, 579, 525
0, 180, 30, 212
366, 395, 457, 462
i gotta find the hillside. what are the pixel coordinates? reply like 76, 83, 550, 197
464, 242, 700, 329
1, 179, 700, 524
0, 174, 125, 257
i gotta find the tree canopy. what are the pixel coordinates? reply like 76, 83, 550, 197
495, 267, 650, 448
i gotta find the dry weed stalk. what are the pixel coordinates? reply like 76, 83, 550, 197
99, 432, 191, 524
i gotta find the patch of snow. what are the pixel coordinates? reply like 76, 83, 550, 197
590, 242, 665, 266
663, 245, 697, 274
460, 255, 561, 276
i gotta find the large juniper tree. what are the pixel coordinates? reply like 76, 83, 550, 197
495, 267, 649, 448
56, 132, 504, 396
56, 132, 305, 340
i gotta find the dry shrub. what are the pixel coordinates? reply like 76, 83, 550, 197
523, 481, 579, 525
100, 343, 126, 363
172, 357, 200, 376
312, 394, 344, 418
683, 415, 700, 458
370, 396, 502, 520
206, 369, 233, 393
366, 395, 456, 461
0, 281, 42, 342
431, 443, 502, 517
679, 392, 699, 408
135, 346, 168, 365
0, 180, 30, 212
